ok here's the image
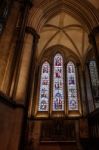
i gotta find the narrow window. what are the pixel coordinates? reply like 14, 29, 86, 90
89, 61, 99, 106
53, 54, 64, 111
38, 61, 50, 111
67, 61, 78, 110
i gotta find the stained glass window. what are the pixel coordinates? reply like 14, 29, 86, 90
0, 23, 3, 33
89, 61, 99, 99
53, 54, 64, 111
38, 61, 50, 111
0, 3, 9, 34
67, 62, 78, 110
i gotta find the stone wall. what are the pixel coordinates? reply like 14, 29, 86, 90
0, 94, 24, 150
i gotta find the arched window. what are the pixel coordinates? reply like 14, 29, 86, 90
36, 54, 81, 118
89, 61, 99, 106
53, 54, 64, 111
38, 61, 50, 111
67, 61, 78, 110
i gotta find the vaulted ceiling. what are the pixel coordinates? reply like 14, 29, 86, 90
29, 0, 99, 63
37, 12, 90, 63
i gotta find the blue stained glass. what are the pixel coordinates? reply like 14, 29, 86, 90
89, 61, 99, 99
67, 62, 78, 110
38, 61, 50, 111
53, 54, 64, 111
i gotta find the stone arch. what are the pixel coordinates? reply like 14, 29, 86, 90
38, 44, 80, 65
28, 0, 99, 33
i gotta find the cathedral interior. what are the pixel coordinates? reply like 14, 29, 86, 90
0, 0, 99, 150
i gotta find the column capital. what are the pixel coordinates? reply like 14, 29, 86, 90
25, 26, 40, 39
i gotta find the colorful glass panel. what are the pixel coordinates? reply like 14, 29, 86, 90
38, 61, 50, 111
67, 62, 78, 110
89, 61, 99, 98
53, 54, 64, 111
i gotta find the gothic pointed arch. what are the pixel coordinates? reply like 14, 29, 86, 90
34, 45, 82, 118
28, 0, 99, 32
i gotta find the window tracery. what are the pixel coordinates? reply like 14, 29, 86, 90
67, 61, 78, 110
38, 53, 80, 117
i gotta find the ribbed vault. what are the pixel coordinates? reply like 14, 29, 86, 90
27, 0, 99, 64
28, 0, 99, 32
36, 12, 90, 64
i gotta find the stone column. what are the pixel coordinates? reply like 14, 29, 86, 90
3, 0, 32, 98
89, 26, 99, 76
14, 32, 33, 103
0, 0, 21, 92
13, 27, 39, 104
18, 27, 39, 150
76, 63, 82, 115
82, 69, 89, 114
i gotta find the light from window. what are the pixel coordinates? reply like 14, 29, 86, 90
0, 23, 3, 33
67, 62, 78, 110
53, 54, 64, 111
38, 61, 50, 111
89, 61, 99, 98
3, 6, 8, 18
